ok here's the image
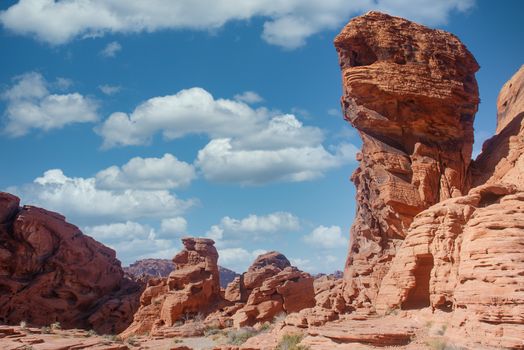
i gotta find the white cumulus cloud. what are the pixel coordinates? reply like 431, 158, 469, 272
97, 87, 357, 185
304, 225, 348, 249
218, 247, 268, 273
8, 168, 195, 224
96, 153, 196, 190
196, 139, 356, 185
84, 221, 180, 265
206, 212, 300, 247
96, 87, 266, 148
0, 0, 475, 48
2, 72, 98, 137
159, 217, 188, 237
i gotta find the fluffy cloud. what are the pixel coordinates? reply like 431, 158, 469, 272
196, 140, 356, 185
9, 169, 195, 224
159, 217, 188, 237
96, 153, 196, 190
304, 225, 348, 249
100, 41, 121, 57
84, 221, 180, 265
218, 247, 267, 273
206, 212, 299, 246
2, 72, 98, 136
96, 87, 266, 148
98, 87, 357, 185
0, 0, 475, 48
234, 91, 263, 104
99, 84, 121, 95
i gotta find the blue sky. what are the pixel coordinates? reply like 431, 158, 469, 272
0, 0, 523, 273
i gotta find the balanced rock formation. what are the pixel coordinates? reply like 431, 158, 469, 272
0, 193, 141, 334
334, 11, 480, 307
122, 238, 222, 337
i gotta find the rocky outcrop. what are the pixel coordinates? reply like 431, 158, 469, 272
374, 64, 524, 349
334, 11, 479, 308
0, 192, 141, 334
221, 252, 315, 328
122, 238, 222, 337
472, 65, 524, 189
125, 258, 239, 288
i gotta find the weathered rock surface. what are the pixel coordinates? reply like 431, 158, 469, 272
125, 258, 240, 288
335, 11, 480, 308
472, 65, 524, 189
122, 238, 222, 337
374, 61, 524, 349
0, 193, 141, 334
0, 325, 129, 350
221, 251, 316, 328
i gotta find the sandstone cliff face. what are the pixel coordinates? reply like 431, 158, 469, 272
472, 65, 524, 189
334, 11, 480, 307
0, 192, 141, 334
122, 238, 222, 337
373, 64, 524, 349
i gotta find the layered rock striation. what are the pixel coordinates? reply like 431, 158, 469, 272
334, 11, 480, 307
375, 64, 524, 349
0, 193, 141, 334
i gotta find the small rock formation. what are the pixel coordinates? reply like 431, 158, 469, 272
124, 258, 240, 289
0, 193, 141, 334
231, 252, 315, 327
334, 11, 480, 308
122, 237, 222, 337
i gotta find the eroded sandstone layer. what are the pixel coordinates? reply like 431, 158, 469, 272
334, 11, 480, 307
375, 64, 524, 349
0, 193, 141, 334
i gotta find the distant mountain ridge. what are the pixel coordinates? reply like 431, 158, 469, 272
124, 258, 240, 288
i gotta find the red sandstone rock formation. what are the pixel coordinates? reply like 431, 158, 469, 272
217, 251, 315, 328
0, 192, 141, 334
375, 64, 524, 349
334, 11, 480, 308
472, 65, 524, 189
122, 237, 222, 337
